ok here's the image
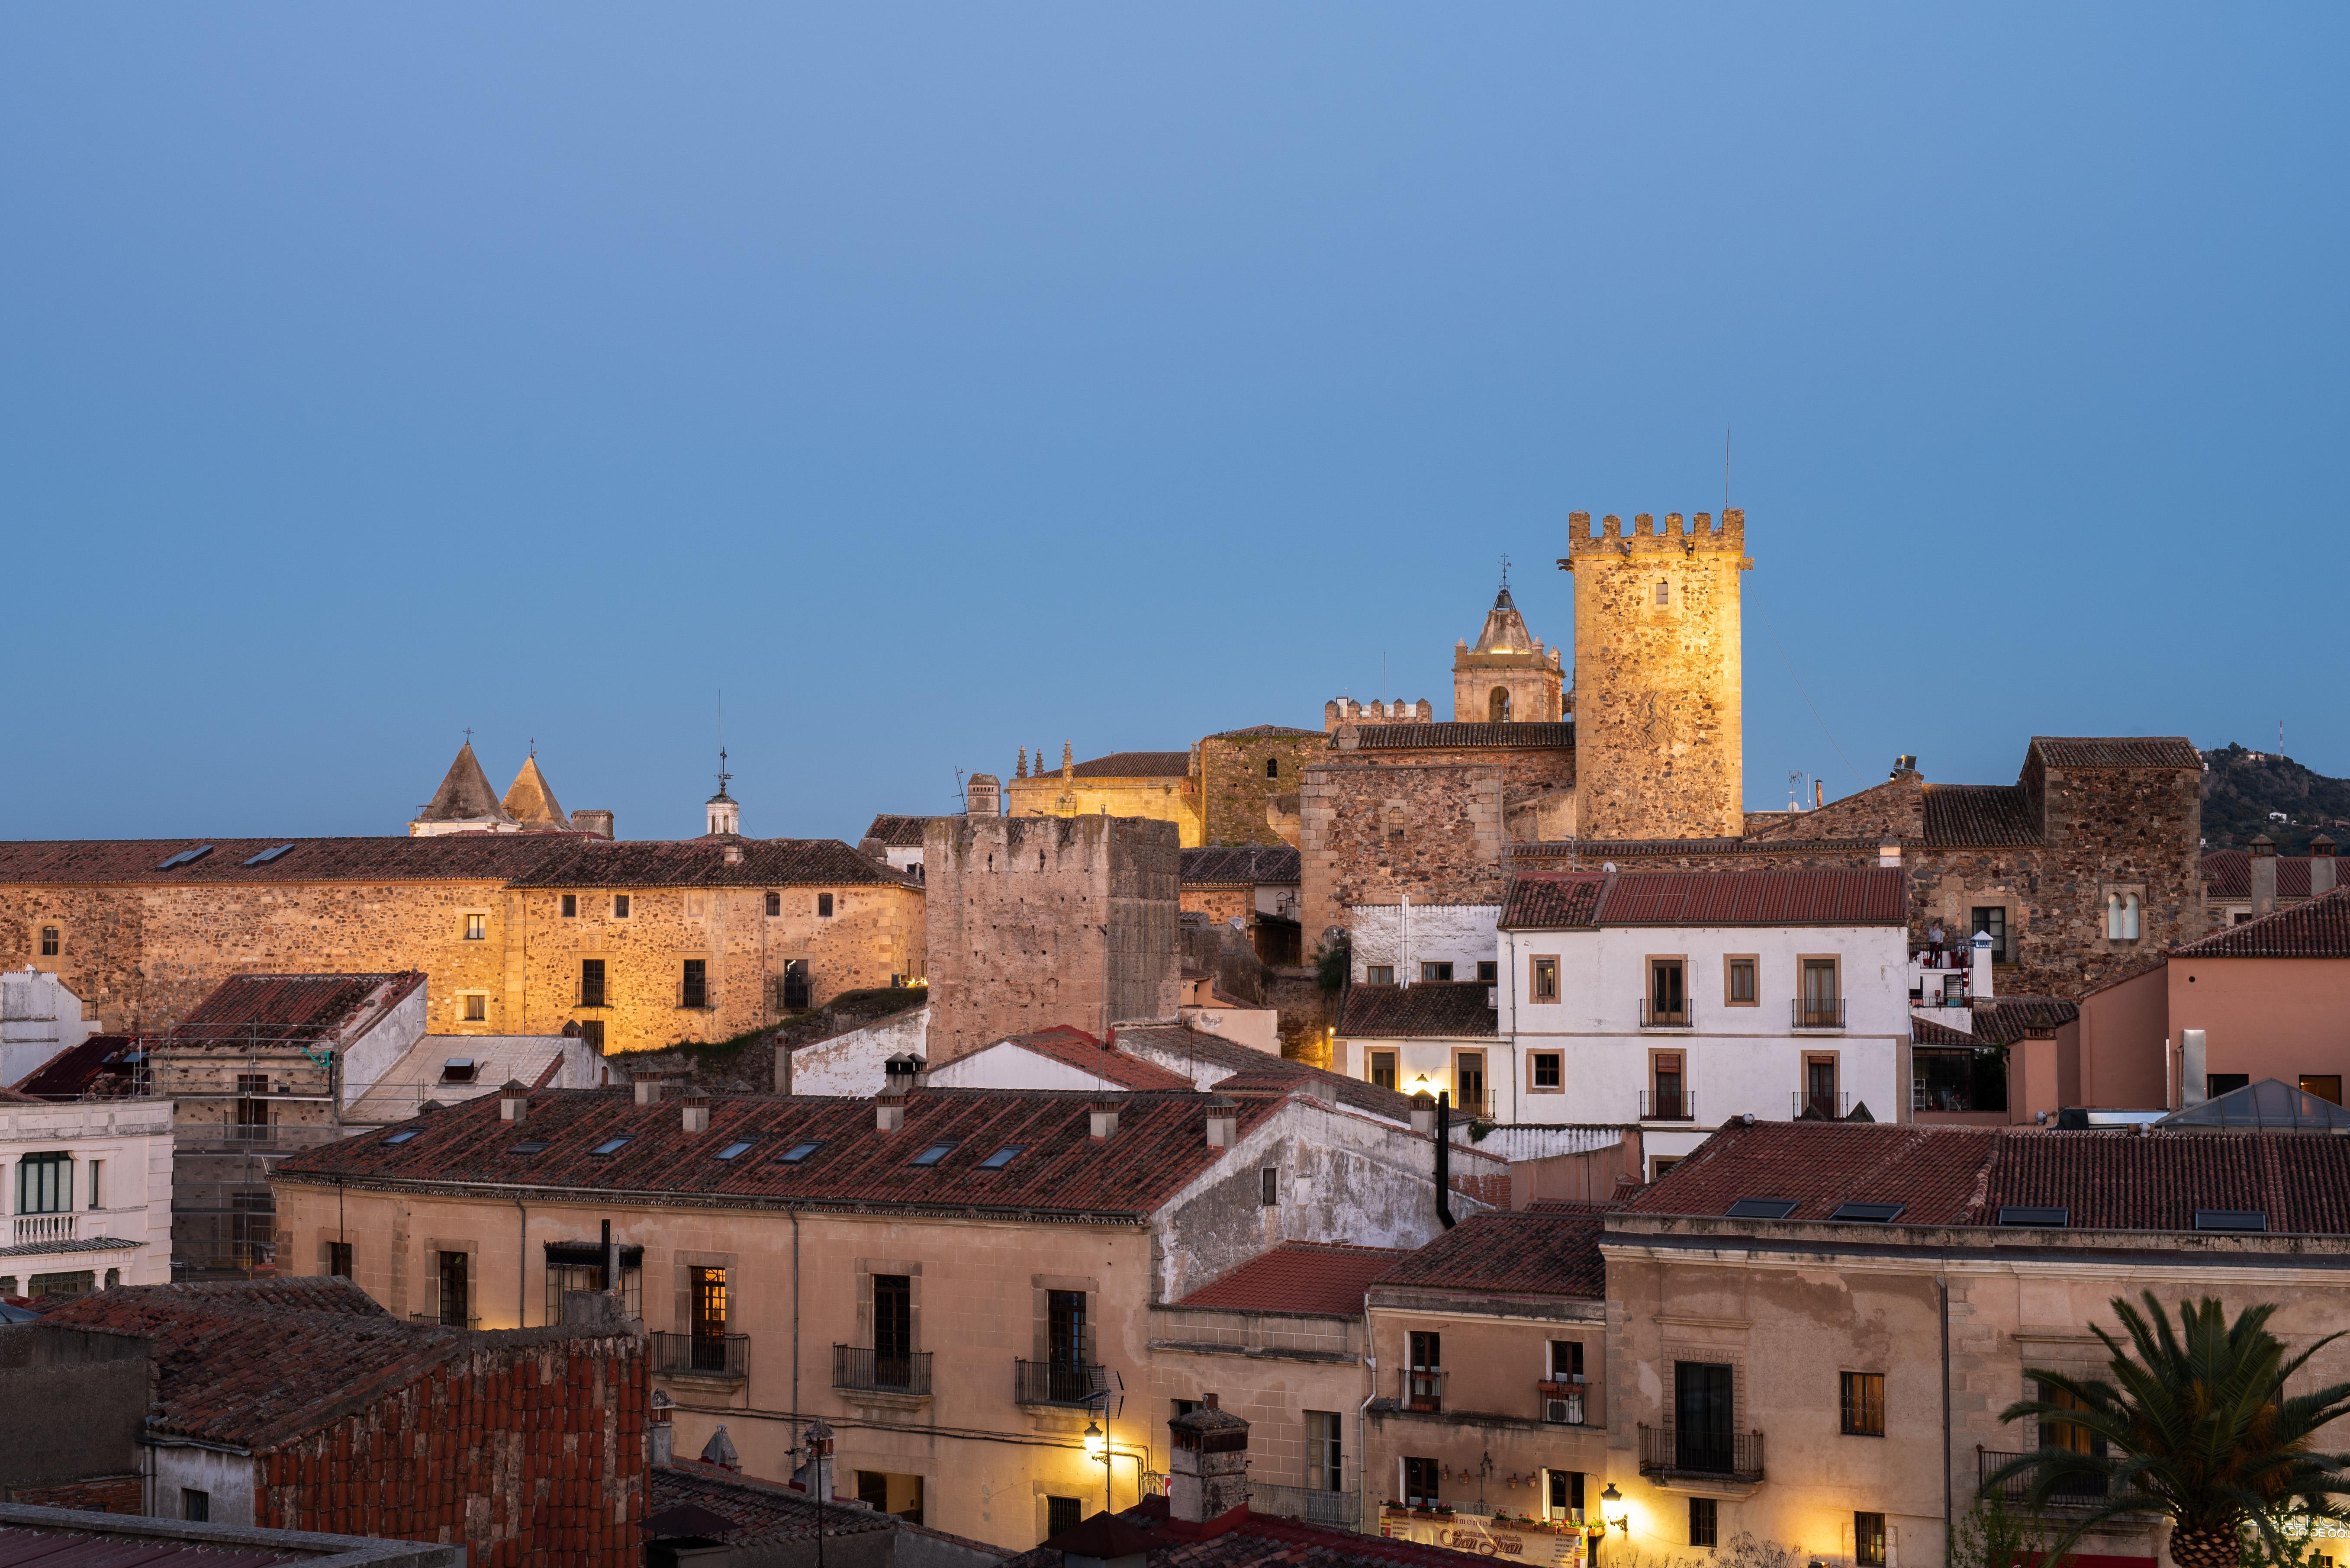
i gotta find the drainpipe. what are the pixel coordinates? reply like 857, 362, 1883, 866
1939, 1271, 1953, 1551
1435, 1092, 1456, 1229
512, 1197, 528, 1328
791, 1207, 803, 1420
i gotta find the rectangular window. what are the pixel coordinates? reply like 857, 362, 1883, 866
1307, 1411, 1343, 1492
613, 894, 630, 918
437, 1250, 469, 1326
2302, 1075, 2343, 1106
27, 1270, 94, 1298
18, 1153, 70, 1215
1368, 1051, 1397, 1092
236, 1073, 270, 1131
1805, 1056, 1840, 1118
544, 1249, 643, 1320
1420, 961, 1454, 983
183, 1488, 210, 1523
1548, 1470, 1584, 1521
1173, 1398, 1201, 1417
1365, 965, 1395, 986
766, 892, 781, 917
1262, 1167, 1279, 1206
1651, 1054, 1686, 1121
1531, 955, 1559, 1002
682, 959, 708, 1009
1530, 1051, 1562, 1091
327, 1241, 352, 1279
781, 959, 811, 1011
1477, 961, 1497, 983
1552, 1340, 1584, 1380
1454, 1051, 1487, 1115
691, 1266, 730, 1369
1801, 958, 1840, 1025
1408, 1330, 1442, 1412
2208, 1072, 2250, 1097
1648, 958, 1687, 1024
818, 893, 835, 918
463, 913, 486, 941
579, 958, 606, 1009
463, 993, 487, 1022
85, 1159, 102, 1211
1048, 1289, 1088, 1369
1971, 906, 2009, 964
561, 893, 577, 919
2038, 1381, 2106, 1459
1855, 1512, 1887, 1568
874, 1272, 912, 1383
1674, 1362, 1734, 1472
1047, 1496, 1082, 1538
1403, 1456, 1442, 1508
1841, 1371, 1886, 1436
1690, 1497, 1718, 1548
1725, 956, 1758, 1006
39, 926, 59, 957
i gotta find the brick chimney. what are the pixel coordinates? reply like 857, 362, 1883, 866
681, 1092, 711, 1134
876, 1091, 907, 1132
499, 1080, 529, 1122
1089, 1097, 1122, 1140
2314, 836, 2338, 899
1167, 1393, 1251, 1523
2251, 834, 2279, 918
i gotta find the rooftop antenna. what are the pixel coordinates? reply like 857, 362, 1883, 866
715, 747, 732, 798
1499, 553, 1511, 588
1724, 426, 1731, 510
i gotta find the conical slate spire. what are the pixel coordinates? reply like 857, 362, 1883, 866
417, 742, 514, 825
502, 755, 570, 830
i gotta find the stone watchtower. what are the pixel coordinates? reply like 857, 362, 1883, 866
1167, 1393, 1251, 1523
1560, 508, 1751, 840
1451, 584, 1564, 723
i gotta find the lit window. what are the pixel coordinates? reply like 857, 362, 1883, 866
910, 1141, 956, 1166
39, 926, 59, 957
979, 1144, 1024, 1170
464, 913, 487, 941
1841, 1371, 1886, 1436
717, 1140, 754, 1160
462, 995, 486, 1022
591, 1137, 629, 1156
1856, 1513, 1887, 1568
779, 1140, 824, 1163
1531, 956, 1559, 1003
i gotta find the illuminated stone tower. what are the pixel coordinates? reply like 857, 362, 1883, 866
1559, 508, 1750, 839
1450, 584, 1565, 723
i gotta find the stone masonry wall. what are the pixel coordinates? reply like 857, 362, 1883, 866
923, 814, 1181, 1061
256, 1330, 647, 1568
1299, 761, 1507, 948
0, 877, 922, 1050
1197, 733, 1326, 847
1565, 508, 1748, 840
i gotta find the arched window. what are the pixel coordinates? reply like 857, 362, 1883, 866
1265, 758, 1279, 779
1489, 688, 1511, 723
2105, 893, 2142, 940
1656, 580, 1671, 605
2105, 893, 2122, 939
2121, 893, 2141, 940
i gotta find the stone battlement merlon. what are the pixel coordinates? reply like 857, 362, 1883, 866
1557, 508, 1745, 567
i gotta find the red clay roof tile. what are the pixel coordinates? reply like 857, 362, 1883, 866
1177, 1241, 1408, 1317
1338, 983, 1496, 1039
2171, 887, 2350, 958
1373, 1203, 1606, 1298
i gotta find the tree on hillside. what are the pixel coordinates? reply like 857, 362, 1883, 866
1984, 1293, 2350, 1568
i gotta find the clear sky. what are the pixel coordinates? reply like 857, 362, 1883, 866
4, 6, 2343, 844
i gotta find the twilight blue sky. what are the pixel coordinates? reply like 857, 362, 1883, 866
4, 7, 2344, 844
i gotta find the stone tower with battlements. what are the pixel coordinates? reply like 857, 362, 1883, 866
1560, 507, 1750, 839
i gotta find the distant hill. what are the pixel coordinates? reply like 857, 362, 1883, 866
2199, 743, 2350, 851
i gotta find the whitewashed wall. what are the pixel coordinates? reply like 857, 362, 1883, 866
783, 1005, 930, 1095
1348, 903, 1500, 982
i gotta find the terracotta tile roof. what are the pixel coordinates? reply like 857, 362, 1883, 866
1595, 869, 1906, 926
1338, 982, 1496, 1039
861, 814, 940, 849
1921, 784, 2042, 847
1497, 873, 1605, 930
1111, 1025, 1423, 1126
500, 756, 570, 832
1062, 752, 1192, 780
37, 1278, 466, 1451
164, 973, 424, 1051
1373, 1203, 1606, 1298
1176, 1241, 1407, 1317
1909, 1016, 1979, 1047
1205, 725, 1325, 740
1181, 846, 1302, 886
504, 837, 917, 888
0, 835, 579, 887
2201, 850, 2335, 901
12, 1035, 139, 1099
1967, 995, 2080, 1045
1350, 723, 1573, 750
416, 742, 513, 825
2031, 737, 2203, 770
277, 1086, 1283, 1219
0, 1525, 305, 1567
1626, 1121, 2350, 1234
996, 1028, 1196, 1091
648, 1462, 894, 1543
2172, 887, 2350, 958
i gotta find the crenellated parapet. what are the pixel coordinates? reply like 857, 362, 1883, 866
1558, 508, 1748, 569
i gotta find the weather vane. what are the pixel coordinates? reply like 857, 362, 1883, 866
716, 746, 732, 794
1499, 553, 1511, 587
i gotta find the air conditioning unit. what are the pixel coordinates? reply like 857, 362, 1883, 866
1544, 1389, 1585, 1425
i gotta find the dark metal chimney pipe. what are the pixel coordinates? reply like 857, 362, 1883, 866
1435, 1092, 1456, 1229
603, 1218, 617, 1298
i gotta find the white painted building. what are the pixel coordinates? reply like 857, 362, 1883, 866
1495, 868, 1913, 1175
0, 1089, 174, 1300
2, 967, 100, 1088
1349, 901, 1500, 986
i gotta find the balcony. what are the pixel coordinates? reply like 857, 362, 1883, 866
1538, 1379, 1589, 1425
834, 1344, 932, 1398
1639, 1090, 1696, 1123
676, 981, 713, 1012
1638, 1423, 1764, 1484
13, 1214, 74, 1247
1401, 1368, 1445, 1414
1793, 1091, 1850, 1121
574, 980, 609, 1009
1977, 1449, 2115, 1510
1249, 1483, 1358, 1529
652, 1331, 748, 1382
1014, 1358, 1108, 1408
1638, 999, 1694, 1029
1790, 998, 1846, 1030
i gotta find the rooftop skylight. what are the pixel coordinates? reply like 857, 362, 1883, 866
2194, 1208, 2267, 1232
1997, 1205, 2068, 1227
241, 844, 295, 866
1724, 1198, 1798, 1220
384, 1129, 420, 1145
591, 1137, 629, 1156
1831, 1202, 1906, 1223
910, 1141, 957, 1167
779, 1140, 824, 1164
978, 1144, 1025, 1170
155, 845, 214, 870
716, 1140, 754, 1160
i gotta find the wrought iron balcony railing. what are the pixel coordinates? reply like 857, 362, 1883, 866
834, 1344, 932, 1396
1014, 1358, 1107, 1407
1794, 1091, 1850, 1121
1638, 1423, 1764, 1482
1639, 999, 1694, 1028
1791, 998, 1847, 1029
1249, 1484, 1358, 1529
652, 1331, 748, 1380
1977, 1449, 2114, 1509
1639, 1090, 1695, 1122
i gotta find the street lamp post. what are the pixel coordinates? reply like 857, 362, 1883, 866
1084, 1417, 1111, 1514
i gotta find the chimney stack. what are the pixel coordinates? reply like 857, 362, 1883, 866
1204, 1096, 1238, 1148
1089, 1097, 1122, 1140
647, 1388, 675, 1466
2250, 834, 2279, 917
965, 772, 1002, 818
573, 809, 615, 840
1409, 1090, 1436, 1137
882, 1054, 924, 1096
1167, 1393, 1251, 1524
681, 1092, 711, 1134
2313, 836, 2338, 899
499, 1081, 529, 1122
634, 1076, 664, 1107
876, 1091, 907, 1132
